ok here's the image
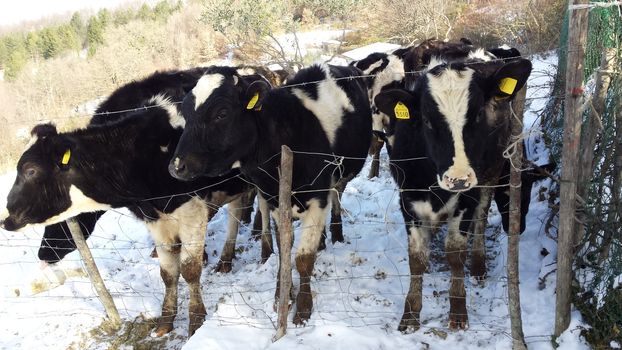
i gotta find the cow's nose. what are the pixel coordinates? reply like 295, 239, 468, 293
442, 175, 473, 192
1, 217, 20, 231
169, 157, 192, 181
449, 178, 469, 191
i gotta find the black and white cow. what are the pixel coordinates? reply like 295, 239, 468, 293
374, 51, 532, 331
169, 63, 372, 325
351, 38, 477, 179
354, 39, 546, 279
35, 68, 272, 268
0, 68, 269, 336
37, 67, 210, 264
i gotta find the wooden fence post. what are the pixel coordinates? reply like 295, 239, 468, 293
66, 218, 121, 329
555, 0, 589, 337
508, 87, 527, 349
274, 145, 294, 341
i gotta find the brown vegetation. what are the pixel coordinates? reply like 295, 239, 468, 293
0, 0, 565, 171
0, 2, 223, 170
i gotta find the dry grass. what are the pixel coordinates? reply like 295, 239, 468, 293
0, 0, 565, 171
0, 2, 223, 171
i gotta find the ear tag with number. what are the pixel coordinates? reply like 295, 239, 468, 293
61, 149, 71, 165
394, 101, 410, 120
246, 92, 259, 110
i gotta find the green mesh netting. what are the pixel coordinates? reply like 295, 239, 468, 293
543, 2, 622, 347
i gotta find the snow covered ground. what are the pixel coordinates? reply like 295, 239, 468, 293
0, 53, 591, 349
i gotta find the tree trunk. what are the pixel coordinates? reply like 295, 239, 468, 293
274, 145, 294, 341
508, 87, 527, 349
67, 218, 121, 329
555, 0, 589, 337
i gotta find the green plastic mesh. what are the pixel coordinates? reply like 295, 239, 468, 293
543, 2, 622, 347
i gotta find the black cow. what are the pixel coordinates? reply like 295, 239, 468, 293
374, 51, 532, 331
169, 63, 372, 325
1, 69, 264, 336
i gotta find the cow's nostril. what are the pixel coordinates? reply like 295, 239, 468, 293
452, 179, 469, 190
176, 162, 186, 173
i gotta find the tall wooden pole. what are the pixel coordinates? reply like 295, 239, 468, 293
274, 145, 294, 341
508, 87, 527, 349
555, 0, 589, 337
66, 218, 121, 328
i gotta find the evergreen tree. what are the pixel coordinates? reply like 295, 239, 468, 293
39, 28, 62, 59
69, 12, 86, 47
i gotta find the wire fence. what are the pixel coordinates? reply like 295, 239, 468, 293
0, 139, 557, 349
0, 43, 563, 349
541, 1, 622, 347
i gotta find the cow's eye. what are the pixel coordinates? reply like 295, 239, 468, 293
24, 168, 36, 179
215, 109, 227, 120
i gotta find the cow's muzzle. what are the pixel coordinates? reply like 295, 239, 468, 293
169, 156, 198, 181
438, 169, 478, 192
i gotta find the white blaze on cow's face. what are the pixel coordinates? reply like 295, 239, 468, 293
426, 66, 478, 192
192, 74, 225, 111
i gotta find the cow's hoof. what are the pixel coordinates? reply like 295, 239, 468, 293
152, 323, 173, 337
470, 264, 487, 285
293, 312, 310, 327
448, 315, 469, 330
398, 315, 420, 333
214, 261, 232, 274
188, 307, 206, 337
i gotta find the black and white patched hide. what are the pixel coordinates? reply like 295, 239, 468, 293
375, 57, 532, 192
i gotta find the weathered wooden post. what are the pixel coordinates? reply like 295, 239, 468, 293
66, 218, 121, 329
507, 87, 527, 349
555, 0, 589, 337
274, 145, 294, 341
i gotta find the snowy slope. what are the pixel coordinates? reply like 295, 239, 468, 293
0, 53, 591, 350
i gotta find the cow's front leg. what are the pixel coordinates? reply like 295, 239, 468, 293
293, 200, 325, 326
446, 213, 469, 330
216, 197, 242, 273
258, 194, 274, 263
470, 187, 493, 282
179, 199, 208, 337
154, 242, 180, 337
399, 222, 430, 332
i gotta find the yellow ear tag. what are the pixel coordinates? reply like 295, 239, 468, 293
499, 77, 518, 95
246, 92, 259, 110
61, 149, 71, 165
394, 101, 410, 120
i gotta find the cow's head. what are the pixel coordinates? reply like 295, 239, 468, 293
351, 52, 406, 149
170, 67, 270, 180
2, 124, 107, 231
375, 58, 531, 192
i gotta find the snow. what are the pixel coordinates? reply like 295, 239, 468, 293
0, 51, 591, 349
340, 43, 402, 61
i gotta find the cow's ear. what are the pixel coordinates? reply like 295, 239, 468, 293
244, 80, 270, 111
31, 123, 57, 138
490, 58, 532, 100
374, 89, 416, 121
51, 137, 74, 171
